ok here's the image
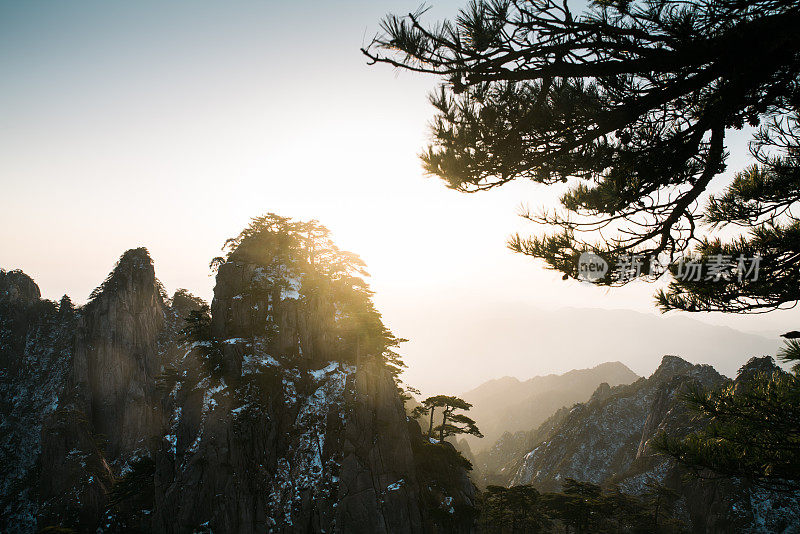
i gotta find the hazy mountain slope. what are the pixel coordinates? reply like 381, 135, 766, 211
462, 361, 638, 451
470, 405, 573, 489
508, 355, 800, 533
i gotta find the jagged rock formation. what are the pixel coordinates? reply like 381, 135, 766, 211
0, 217, 476, 533
29, 249, 189, 531
462, 361, 638, 452
470, 405, 571, 489
459, 362, 638, 488
510, 356, 717, 490
506, 355, 800, 532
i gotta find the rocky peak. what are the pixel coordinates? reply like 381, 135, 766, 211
118, 246, 155, 270
510, 353, 727, 490
504, 350, 798, 532
650, 354, 695, 381
0, 271, 45, 369
80, 247, 166, 459
147, 217, 476, 533
0, 269, 76, 532
0, 269, 41, 304
588, 382, 612, 404
86, 247, 163, 308
170, 289, 206, 316
737, 355, 780, 381
209, 222, 365, 369
35, 248, 174, 531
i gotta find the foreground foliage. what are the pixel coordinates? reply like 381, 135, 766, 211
656, 352, 800, 492
478, 480, 684, 533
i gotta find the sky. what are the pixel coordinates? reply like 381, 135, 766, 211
2, 0, 799, 395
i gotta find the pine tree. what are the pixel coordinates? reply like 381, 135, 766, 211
480, 485, 551, 533
416, 394, 483, 441
654, 351, 800, 491
365, 0, 800, 313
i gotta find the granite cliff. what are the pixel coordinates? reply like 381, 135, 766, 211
0, 217, 475, 533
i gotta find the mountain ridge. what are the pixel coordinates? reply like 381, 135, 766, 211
494, 354, 800, 532
0, 231, 475, 533
392, 300, 783, 394
461, 361, 639, 452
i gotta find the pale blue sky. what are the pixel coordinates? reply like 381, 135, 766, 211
2, 0, 797, 393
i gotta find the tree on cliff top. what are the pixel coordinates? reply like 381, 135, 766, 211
211, 213, 408, 378
364, 0, 800, 313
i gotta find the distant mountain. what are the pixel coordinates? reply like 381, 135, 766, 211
393, 301, 784, 395
494, 355, 800, 532
462, 361, 639, 451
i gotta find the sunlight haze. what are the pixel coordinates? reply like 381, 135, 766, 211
2, 0, 798, 396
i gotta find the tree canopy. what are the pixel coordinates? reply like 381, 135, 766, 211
479, 479, 684, 533
212, 214, 407, 377
365, 0, 800, 313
